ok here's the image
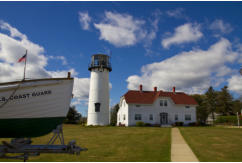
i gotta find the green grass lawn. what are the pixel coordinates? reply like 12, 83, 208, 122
0, 125, 171, 162
180, 127, 242, 162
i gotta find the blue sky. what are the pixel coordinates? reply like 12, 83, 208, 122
0, 1, 241, 116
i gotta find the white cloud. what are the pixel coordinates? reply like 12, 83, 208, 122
0, 20, 90, 105
79, 11, 92, 30
0, 23, 48, 81
94, 11, 146, 47
209, 19, 233, 34
235, 43, 242, 63
161, 23, 203, 48
228, 75, 242, 95
48, 55, 68, 65
47, 68, 78, 78
0, 21, 27, 40
144, 10, 162, 55
166, 8, 186, 19
127, 38, 239, 94
72, 77, 90, 105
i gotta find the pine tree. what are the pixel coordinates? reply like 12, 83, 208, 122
205, 86, 217, 124
216, 86, 233, 115
232, 100, 242, 114
192, 94, 208, 124
66, 106, 82, 124
110, 104, 119, 126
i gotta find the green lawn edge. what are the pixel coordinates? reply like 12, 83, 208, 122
0, 125, 171, 162
179, 127, 242, 162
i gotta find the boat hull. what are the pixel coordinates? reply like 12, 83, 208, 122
0, 117, 65, 138
0, 78, 73, 138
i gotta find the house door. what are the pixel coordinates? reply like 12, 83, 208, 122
160, 112, 168, 125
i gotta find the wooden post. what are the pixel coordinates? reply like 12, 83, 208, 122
237, 112, 240, 128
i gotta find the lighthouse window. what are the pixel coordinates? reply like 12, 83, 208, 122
94, 59, 99, 66
95, 103, 101, 112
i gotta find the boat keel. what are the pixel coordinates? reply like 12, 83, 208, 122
0, 125, 87, 161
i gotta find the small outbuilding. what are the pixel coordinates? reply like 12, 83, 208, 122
117, 85, 198, 126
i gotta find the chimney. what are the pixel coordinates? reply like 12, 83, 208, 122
139, 84, 143, 92
172, 86, 176, 93
68, 72, 71, 78
154, 87, 157, 92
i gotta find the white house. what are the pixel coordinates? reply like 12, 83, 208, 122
117, 85, 198, 126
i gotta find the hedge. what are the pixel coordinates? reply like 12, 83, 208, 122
215, 115, 242, 125
136, 121, 145, 127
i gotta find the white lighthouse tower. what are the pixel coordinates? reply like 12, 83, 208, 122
87, 54, 112, 126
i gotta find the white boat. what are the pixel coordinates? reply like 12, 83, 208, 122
0, 74, 73, 138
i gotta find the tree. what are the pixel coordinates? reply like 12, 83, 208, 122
239, 96, 242, 102
192, 94, 208, 124
216, 86, 233, 115
65, 106, 82, 124
110, 104, 119, 126
232, 100, 242, 114
204, 86, 217, 123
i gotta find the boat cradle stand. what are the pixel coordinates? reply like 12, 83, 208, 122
0, 125, 87, 161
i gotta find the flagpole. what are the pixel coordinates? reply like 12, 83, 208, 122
23, 50, 27, 80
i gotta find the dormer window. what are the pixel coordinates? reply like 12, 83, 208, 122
136, 105, 141, 107
185, 106, 190, 109
160, 100, 163, 106
160, 100, 168, 107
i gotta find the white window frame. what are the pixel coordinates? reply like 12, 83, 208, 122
149, 114, 153, 121
160, 100, 163, 106
160, 100, 168, 107
185, 114, 191, 121
175, 114, 178, 121
135, 114, 142, 120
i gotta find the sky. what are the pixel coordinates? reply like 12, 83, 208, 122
0, 1, 242, 116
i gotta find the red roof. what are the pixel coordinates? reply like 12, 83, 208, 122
123, 90, 198, 105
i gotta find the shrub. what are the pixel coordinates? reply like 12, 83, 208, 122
153, 124, 161, 127
215, 116, 242, 125
188, 122, 197, 126
196, 121, 207, 126
174, 122, 184, 126
136, 121, 145, 127
145, 123, 151, 126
